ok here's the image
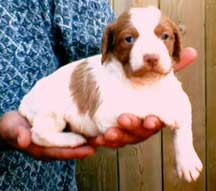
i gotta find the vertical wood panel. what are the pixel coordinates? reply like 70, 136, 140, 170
113, 0, 132, 16
132, 0, 158, 7
160, 0, 206, 190
112, 0, 159, 16
206, 1, 216, 191
119, 136, 162, 191
118, 1, 162, 190
76, 148, 118, 191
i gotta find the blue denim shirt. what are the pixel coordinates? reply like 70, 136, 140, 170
0, 0, 115, 190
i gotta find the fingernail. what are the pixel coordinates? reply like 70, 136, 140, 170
149, 120, 157, 129
97, 136, 106, 146
119, 115, 131, 127
17, 135, 29, 148
17, 136, 23, 146
143, 118, 157, 129
106, 130, 120, 141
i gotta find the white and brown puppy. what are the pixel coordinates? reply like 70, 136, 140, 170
19, 7, 202, 182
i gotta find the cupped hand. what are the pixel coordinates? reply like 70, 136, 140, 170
90, 47, 197, 148
0, 111, 95, 161
90, 114, 163, 148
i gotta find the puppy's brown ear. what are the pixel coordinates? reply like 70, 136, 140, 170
171, 22, 182, 62
101, 23, 115, 64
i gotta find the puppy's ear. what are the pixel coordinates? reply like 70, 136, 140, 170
101, 23, 115, 64
171, 22, 182, 62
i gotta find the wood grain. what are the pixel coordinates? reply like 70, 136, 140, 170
113, 0, 158, 16
160, 0, 206, 190
76, 148, 118, 191
113, 0, 132, 16
132, 0, 158, 7
206, 0, 216, 190
119, 135, 162, 191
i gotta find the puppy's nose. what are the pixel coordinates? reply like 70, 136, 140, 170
143, 54, 159, 67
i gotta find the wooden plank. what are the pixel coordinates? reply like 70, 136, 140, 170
160, 0, 206, 190
118, 1, 162, 190
206, 1, 216, 190
113, 0, 132, 16
132, 0, 158, 7
113, 0, 158, 16
119, 136, 162, 191
76, 148, 118, 191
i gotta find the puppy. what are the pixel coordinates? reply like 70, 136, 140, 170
19, 6, 202, 182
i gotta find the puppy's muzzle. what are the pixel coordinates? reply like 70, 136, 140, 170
143, 54, 160, 68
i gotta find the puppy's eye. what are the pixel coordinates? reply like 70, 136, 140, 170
125, 36, 135, 44
161, 33, 170, 40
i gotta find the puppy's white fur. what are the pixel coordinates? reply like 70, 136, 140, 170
130, 8, 172, 73
19, 7, 202, 182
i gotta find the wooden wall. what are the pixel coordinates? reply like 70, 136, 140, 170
76, 0, 216, 190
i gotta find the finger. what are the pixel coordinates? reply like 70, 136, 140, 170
118, 113, 142, 131
28, 145, 96, 161
88, 135, 106, 147
118, 114, 163, 139
89, 128, 139, 147
135, 116, 164, 139
138, 127, 161, 140
174, 47, 197, 72
104, 127, 161, 146
0, 111, 31, 147
2, 125, 31, 149
104, 127, 142, 145
16, 126, 32, 149
143, 116, 164, 130
99, 142, 126, 148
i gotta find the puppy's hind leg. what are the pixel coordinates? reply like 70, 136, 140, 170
31, 113, 87, 147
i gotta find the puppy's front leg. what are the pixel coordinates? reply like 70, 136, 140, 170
174, 128, 203, 182
173, 94, 203, 182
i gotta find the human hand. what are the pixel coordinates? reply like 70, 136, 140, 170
89, 114, 163, 148
174, 47, 197, 72
90, 47, 197, 148
0, 111, 95, 161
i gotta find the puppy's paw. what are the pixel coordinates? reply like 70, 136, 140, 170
176, 150, 203, 182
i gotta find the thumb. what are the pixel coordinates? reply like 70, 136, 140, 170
15, 126, 31, 149
0, 111, 32, 149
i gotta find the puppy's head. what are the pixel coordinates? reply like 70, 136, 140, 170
102, 6, 182, 79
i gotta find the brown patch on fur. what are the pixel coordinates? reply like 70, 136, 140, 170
101, 11, 139, 65
154, 16, 182, 62
70, 61, 101, 118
